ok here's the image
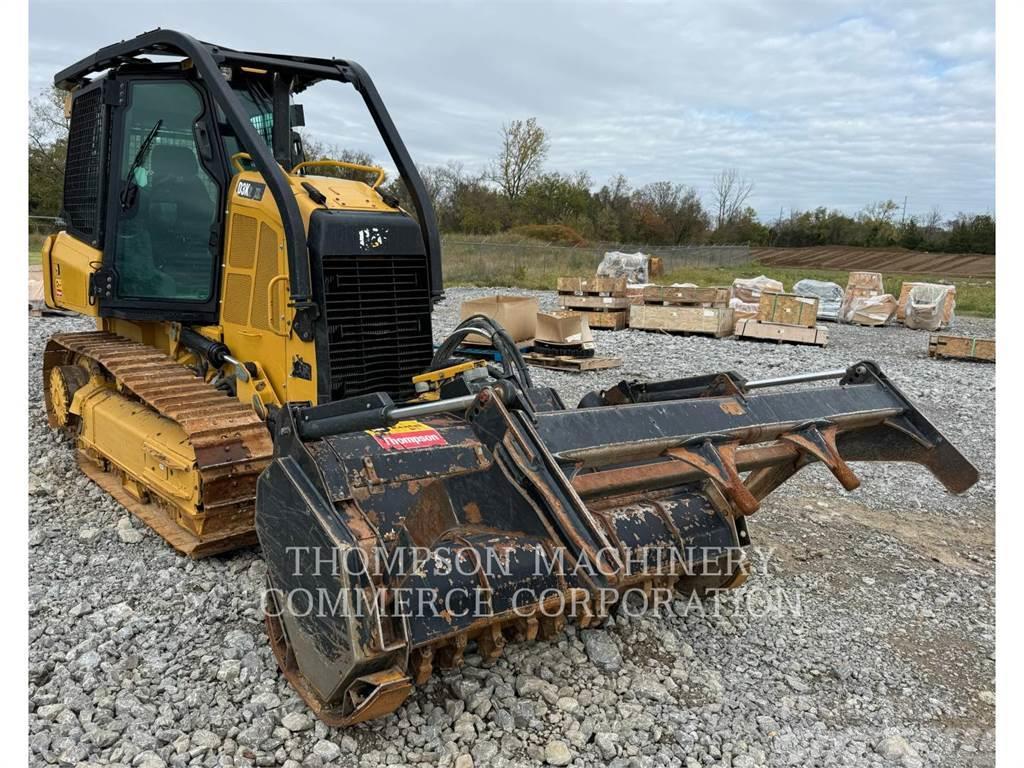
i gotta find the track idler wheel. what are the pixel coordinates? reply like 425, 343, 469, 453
47, 364, 89, 430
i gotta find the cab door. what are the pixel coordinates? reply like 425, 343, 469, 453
97, 77, 226, 324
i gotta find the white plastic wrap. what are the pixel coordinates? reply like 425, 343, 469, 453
597, 251, 650, 283
846, 294, 897, 326
729, 296, 759, 315
905, 284, 954, 331
732, 275, 784, 304
793, 279, 843, 321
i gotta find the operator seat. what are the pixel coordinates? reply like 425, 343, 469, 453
146, 144, 215, 288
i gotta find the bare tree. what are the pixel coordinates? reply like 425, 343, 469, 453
491, 117, 548, 200
710, 169, 754, 230
923, 206, 943, 233
297, 136, 383, 183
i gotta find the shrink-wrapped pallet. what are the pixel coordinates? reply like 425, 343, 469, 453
905, 284, 955, 331
847, 294, 898, 326
793, 279, 843, 321
731, 275, 783, 304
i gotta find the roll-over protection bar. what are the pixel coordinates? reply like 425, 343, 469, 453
55, 28, 444, 340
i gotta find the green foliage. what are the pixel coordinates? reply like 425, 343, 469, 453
28, 88, 69, 217
441, 234, 995, 318
770, 204, 994, 254
492, 117, 549, 199
27, 91, 994, 256
508, 224, 587, 245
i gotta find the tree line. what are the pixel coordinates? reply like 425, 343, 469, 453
28, 88, 994, 254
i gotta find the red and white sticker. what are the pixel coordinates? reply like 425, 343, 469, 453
368, 420, 447, 451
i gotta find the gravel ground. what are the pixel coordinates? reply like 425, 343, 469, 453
29, 288, 995, 768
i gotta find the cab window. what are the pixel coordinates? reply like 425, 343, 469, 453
113, 80, 219, 302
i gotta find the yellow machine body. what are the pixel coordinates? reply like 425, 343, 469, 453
42, 169, 402, 556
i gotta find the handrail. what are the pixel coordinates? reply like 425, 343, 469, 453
229, 152, 255, 173
291, 160, 386, 189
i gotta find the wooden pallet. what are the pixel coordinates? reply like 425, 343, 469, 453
449, 341, 534, 361
629, 305, 734, 337
928, 334, 994, 362
523, 352, 622, 372
734, 319, 828, 347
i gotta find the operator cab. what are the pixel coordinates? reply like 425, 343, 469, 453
53, 31, 443, 330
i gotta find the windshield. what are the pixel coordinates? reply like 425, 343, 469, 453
219, 79, 275, 163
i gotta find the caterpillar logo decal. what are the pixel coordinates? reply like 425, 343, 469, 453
367, 420, 447, 450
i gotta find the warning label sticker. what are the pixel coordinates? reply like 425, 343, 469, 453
368, 420, 448, 451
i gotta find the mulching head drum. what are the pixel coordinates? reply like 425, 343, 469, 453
255, 361, 977, 725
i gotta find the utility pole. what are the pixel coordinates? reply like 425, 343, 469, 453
901, 196, 908, 226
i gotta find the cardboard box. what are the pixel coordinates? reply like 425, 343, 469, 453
459, 295, 538, 345
756, 292, 818, 328
535, 311, 594, 348
629, 305, 734, 337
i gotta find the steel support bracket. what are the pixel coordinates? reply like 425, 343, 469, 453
780, 422, 860, 491
666, 438, 760, 516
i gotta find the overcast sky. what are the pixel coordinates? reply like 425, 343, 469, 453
29, 0, 995, 222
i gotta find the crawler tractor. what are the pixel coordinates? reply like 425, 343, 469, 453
41, 30, 978, 726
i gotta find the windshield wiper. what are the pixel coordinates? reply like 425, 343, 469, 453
119, 119, 163, 211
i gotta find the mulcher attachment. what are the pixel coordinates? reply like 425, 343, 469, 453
255, 360, 977, 726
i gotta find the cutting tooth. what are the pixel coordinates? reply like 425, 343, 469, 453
410, 646, 434, 685
538, 612, 565, 641
476, 624, 506, 661
435, 634, 467, 670
510, 616, 539, 642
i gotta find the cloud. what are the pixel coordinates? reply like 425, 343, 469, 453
28, 0, 994, 220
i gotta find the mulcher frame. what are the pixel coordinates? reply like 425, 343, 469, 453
256, 360, 978, 724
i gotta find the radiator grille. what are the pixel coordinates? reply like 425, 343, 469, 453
321, 252, 433, 401
63, 88, 106, 240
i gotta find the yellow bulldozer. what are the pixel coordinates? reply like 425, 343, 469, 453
41, 30, 978, 727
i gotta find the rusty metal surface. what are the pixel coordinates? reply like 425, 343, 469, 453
255, 359, 981, 727
45, 331, 273, 555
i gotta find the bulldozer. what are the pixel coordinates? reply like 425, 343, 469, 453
41, 30, 979, 727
